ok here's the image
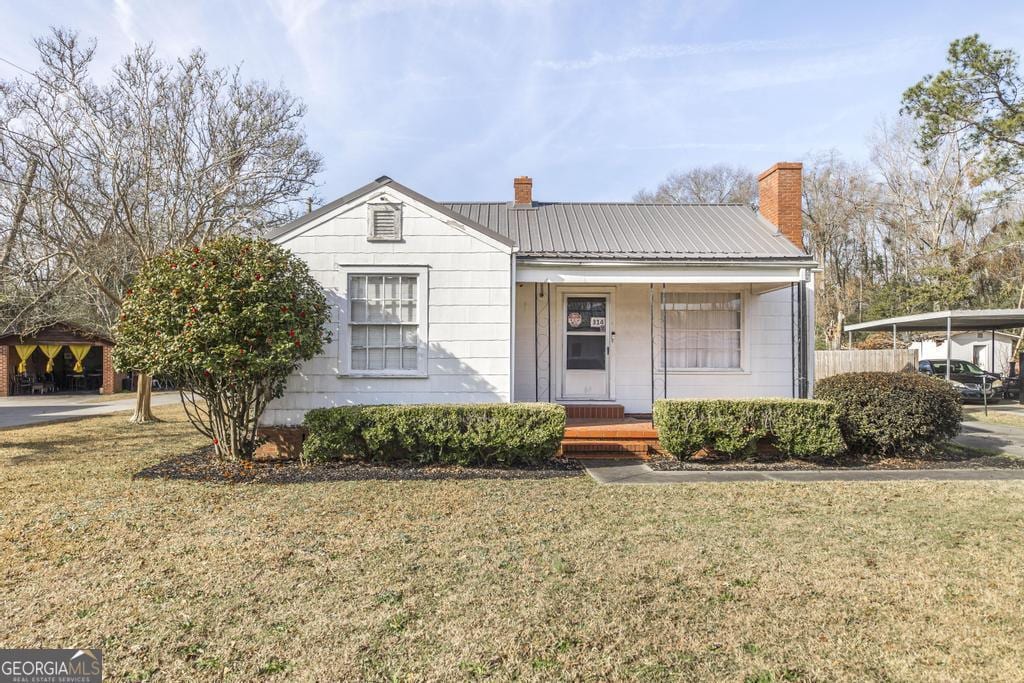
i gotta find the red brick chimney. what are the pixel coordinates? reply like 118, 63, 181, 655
757, 162, 803, 249
513, 176, 533, 206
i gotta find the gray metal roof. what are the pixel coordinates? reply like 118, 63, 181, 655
443, 202, 807, 260
266, 176, 808, 260
845, 309, 1024, 333
266, 177, 515, 247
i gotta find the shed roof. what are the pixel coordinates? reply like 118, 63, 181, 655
845, 309, 1024, 333
443, 201, 807, 260
0, 323, 112, 346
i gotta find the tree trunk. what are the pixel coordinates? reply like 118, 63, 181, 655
129, 373, 157, 424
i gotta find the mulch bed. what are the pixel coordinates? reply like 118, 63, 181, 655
648, 443, 1024, 472
134, 447, 582, 484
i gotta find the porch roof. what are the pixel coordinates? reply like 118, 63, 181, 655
515, 259, 813, 286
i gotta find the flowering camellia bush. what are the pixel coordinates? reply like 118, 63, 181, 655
114, 236, 329, 460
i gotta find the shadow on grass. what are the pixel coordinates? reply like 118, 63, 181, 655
133, 447, 582, 484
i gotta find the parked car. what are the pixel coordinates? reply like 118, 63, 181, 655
918, 359, 1003, 401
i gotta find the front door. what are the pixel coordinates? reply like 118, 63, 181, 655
562, 295, 611, 399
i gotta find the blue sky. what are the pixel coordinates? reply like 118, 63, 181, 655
2, 1, 1024, 202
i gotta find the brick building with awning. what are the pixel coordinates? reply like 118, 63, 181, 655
0, 324, 123, 396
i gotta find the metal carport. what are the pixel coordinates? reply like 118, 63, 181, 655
843, 309, 1024, 381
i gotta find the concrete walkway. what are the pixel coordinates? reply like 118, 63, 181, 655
582, 460, 1024, 484
583, 417, 1024, 484
0, 392, 180, 430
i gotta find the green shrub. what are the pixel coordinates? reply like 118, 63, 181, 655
653, 399, 846, 460
115, 236, 329, 460
815, 372, 962, 456
303, 403, 566, 466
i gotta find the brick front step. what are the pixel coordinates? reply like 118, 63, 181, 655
562, 404, 625, 420
561, 439, 652, 459
559, 416, 662, 460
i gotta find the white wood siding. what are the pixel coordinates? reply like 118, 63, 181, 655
515, 282, 804, 413
263, 189, 513, 426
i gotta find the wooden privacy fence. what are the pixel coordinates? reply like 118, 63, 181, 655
815, 349, 919, 380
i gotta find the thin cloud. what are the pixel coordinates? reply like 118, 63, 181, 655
536, 38, 803, 71
614, 141, 771, 152
113, 0, 138, 42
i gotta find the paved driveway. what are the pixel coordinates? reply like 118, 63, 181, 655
0, 392, 180, 430
956, 420, 1024, 458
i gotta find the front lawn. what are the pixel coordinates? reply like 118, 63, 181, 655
963, 403, 1024, 429
2, 407, 1024, 680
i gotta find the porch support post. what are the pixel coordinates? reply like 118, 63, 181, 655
534, 283, 539, 402
892, 323, 897, 372
992, 329, 996, 373
661, 283, 667, 399
547, 283, 552, 402
649, 284, 655, 409
102, 345, 117, 395
0, 345, 9, 397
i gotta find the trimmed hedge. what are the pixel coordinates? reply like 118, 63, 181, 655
302, 403, 566, 466
653, 398, 846, 460
815, 372, 962, 456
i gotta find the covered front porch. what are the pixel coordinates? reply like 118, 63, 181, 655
512, 260, 815, 418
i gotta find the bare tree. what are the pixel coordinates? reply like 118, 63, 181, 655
635, 164, 757, 206
0, 29, 321, 421
802, 151, 882, 348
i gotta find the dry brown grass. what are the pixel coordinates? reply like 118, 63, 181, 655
3, 407, 1024, 681
963, 404, 1024, 429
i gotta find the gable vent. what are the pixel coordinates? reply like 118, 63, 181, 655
368, 203, 402, 241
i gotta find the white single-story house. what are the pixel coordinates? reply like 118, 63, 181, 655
261, 162, 816, 426
909, 330, 1019, 375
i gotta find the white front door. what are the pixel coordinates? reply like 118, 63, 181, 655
561, 294, 611, 400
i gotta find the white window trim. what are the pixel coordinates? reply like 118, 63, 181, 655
337, 265, 429, 378
659, 289, 748, 373
366, 202, 403, 242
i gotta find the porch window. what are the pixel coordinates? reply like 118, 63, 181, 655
661, 292, 742, 369
348, 274, 421, 373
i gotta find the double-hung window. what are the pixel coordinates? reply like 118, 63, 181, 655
348, 273, 422, 373
661, 292, 742, 370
